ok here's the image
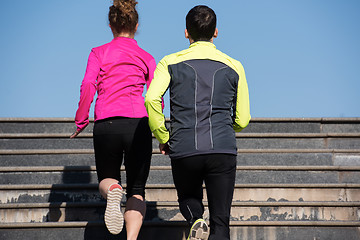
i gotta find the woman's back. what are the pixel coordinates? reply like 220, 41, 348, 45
93, 37, 156, 119
75, 37, 156, 130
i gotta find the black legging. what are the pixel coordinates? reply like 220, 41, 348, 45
171, 154, 236, 240
93, 117, 152, 199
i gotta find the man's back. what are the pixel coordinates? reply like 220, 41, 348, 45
145, 41, 250, 158
168, 58, 239, 158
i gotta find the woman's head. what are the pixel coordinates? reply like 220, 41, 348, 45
109, 0, 138, 35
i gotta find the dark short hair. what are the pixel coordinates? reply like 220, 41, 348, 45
186, 5, 217, 42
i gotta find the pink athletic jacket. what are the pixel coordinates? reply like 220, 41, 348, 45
75, 37, 156, 132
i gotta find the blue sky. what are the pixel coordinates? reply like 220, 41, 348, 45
0, 0, 359, 118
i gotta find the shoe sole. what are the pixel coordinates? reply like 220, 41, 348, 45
188, 219, 209, 240
104, 187, 124, 235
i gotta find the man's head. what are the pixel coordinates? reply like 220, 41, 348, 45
185, 5, 217, 43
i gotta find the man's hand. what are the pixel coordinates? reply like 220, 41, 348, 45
159, 143, 170, 155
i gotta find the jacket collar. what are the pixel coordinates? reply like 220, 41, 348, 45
189, 41, 216, 49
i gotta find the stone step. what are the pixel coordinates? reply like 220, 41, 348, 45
0, 153, 97, 167
1, 118, 360, 134
1, 165, 360, 185
1, 151, 360, 167
0, 118, 94, 134
1, 134, 360, 150
2, 165, 360, 172
236, 136, 360, 150
243, 118, 360, 134
1, 201, 360, 223
1, 184, 359, 204
1, 221, 360, 240
2, 133, 360, 138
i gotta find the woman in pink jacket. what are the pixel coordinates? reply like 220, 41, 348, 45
71, 0, 156, 238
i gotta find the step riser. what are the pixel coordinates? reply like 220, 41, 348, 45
1, 206, 359, 223
231, 206, 360, 221
2, 153, 360, 167
8, 137, 360, 150
0, 122, 94, 134
1, 225, 360, 240
232, 188, 360, 202
2, 188, 359, 204
1, 121, 360, 134
236, 138, 360, 150
230, 227, 360, 240
0, 206, 182, 223
0, 153, 336, 167
1, 137, 360, 150
2, 170, 360, 185
243, 122, 360, 134
150, 188, 360, 203
0, 189, 103, 204
0, 154, 96, 167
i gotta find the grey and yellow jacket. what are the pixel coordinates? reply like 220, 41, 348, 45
145, 41, 250, 159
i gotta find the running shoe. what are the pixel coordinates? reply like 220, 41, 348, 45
104, 183, 125, 235
187, 218, 209, 240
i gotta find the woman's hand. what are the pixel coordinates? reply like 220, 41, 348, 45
70, 129, 81, 139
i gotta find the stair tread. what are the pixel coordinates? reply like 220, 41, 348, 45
1, 133, 360, 138
1, 183, 360, 190
1, 149, 360, 155
1, 201, 360, 209
1, 165, 360, 172
1, 220, 360, 229
1, 117, 360, 122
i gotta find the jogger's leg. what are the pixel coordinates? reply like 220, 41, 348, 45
171, 155, 205, 225
123, 117, 152, 239
124, 195, 146, 240
204, 154, 236, 240
99, 178, 119, 199
93, 120, 125, 235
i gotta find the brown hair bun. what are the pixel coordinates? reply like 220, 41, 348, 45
113, 0, 137, 12
109, 0, 138, 34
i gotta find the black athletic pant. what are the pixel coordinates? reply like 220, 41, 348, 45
93, 117, 152, 199
171, 154, 236, 240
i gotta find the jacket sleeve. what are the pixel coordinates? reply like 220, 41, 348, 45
233, 63, 251, 132
144, 57, 170, 144
146, 57, 165, 110
145, 57, 156, 90
74, 49, 99, 132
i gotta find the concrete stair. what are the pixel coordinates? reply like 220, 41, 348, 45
0, 118, 360, 240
